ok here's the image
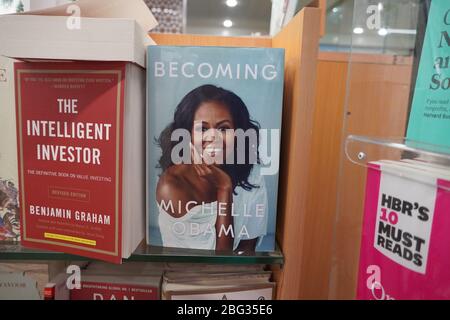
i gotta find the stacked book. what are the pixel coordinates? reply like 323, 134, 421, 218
161, 263, 275, 300
68, 261, 164, 300
42, 262, 275, 300
0, 262, 50, 300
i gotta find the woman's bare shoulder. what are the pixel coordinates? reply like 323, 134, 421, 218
156, 165, 191, 203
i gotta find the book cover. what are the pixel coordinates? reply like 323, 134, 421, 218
0, 263, 49, 300
68, 261, 163, 300
0, 56, 20, 242
357, 161, 450, 300
162, 268, 274, 300
166, 285, 275, 300
70, 278, 160, 300
0, 272, 44, 300
406, 0, 450, 150
15, 61, 125, 263
147, 46, 285, 252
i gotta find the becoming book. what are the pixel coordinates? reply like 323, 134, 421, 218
146, 46, 285, 253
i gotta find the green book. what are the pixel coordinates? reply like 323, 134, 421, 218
407, 0, 450, 151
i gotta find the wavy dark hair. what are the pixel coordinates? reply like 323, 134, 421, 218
156, 84, 260, 193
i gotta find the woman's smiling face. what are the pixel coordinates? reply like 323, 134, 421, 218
191, 101, 235, 165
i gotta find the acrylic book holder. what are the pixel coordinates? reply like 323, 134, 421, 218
329, 0, 450, 300
345, 135, 450, 190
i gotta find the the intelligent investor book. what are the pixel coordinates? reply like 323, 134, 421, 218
15, 61, 146, 263
407, 0, 450, 150
147, 46, 285, 253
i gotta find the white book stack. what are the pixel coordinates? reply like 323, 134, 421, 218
161, 264, 276, 300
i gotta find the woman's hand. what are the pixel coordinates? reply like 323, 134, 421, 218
191, 142, 232, 191
193, 164, 232, 192
190, 143, 233, 251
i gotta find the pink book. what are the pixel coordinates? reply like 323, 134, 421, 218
357, 161, 450, 300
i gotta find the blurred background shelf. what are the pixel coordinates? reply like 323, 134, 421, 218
0, 241, 284, 265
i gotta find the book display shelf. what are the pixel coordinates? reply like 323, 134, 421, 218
5, 0, 449, 301
0, 1, 327, 300
0, 242, 284, 265
329, 0, 450, 300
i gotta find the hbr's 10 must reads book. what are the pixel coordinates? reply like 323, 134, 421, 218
147, 46, 285, 253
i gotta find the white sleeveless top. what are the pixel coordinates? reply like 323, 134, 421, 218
158, 201, 218, 250
157, 166, 269, 251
